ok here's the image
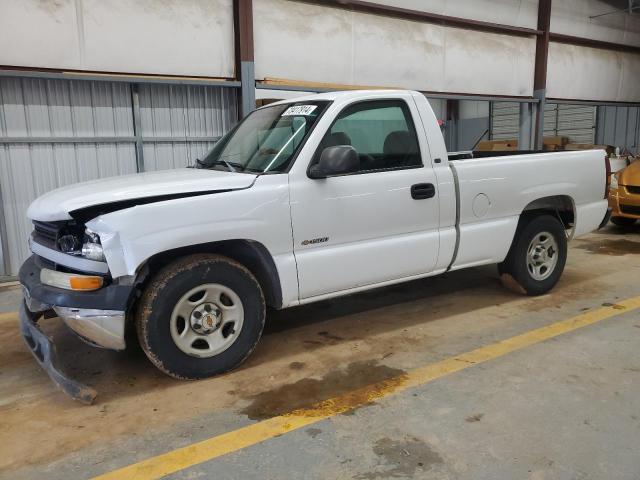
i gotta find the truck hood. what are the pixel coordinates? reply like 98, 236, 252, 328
28, 168, 257, 222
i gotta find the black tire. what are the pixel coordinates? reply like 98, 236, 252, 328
498, 215, 567, 296
610, 216, 637, 227
136, 254, 265, 379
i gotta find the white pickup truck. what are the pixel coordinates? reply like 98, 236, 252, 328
19, 90, 610, 402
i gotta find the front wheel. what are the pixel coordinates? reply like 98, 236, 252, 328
498, 215, 568, 296
136, 254, 265, 379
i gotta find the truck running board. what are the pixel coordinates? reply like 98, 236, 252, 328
19, 302, 97, 405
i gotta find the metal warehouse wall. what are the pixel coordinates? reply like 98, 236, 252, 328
0, 78, 238, 275
368, 0, 539, 29
0, 0, 235, 78
138, 85, 237, 171
551, 0, 640, 46
547, 44, 640, 103
546, 0, 640, 102
596, 105, 640, 154
253, 0, 536, 97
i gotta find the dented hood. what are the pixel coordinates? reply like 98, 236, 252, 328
27, 168, 257, 222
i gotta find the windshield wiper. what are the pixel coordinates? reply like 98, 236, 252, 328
196, 158, 245, 172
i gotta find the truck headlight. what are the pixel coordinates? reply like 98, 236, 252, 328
82, 229, 105, 261
610, 173, 618, 190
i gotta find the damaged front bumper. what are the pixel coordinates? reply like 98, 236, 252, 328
19, 301, 98, 404
19, 255, 134, 403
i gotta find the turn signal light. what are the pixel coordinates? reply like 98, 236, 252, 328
69, 276, 104, 291
40, 269, 104, 291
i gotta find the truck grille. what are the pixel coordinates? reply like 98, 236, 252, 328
625, 185, 640, 195
620, 204, 640, 216
33, 220, 63, 243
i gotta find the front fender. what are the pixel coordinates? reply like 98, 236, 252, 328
83, 176, 301, 308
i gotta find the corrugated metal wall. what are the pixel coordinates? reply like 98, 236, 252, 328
491, 102, 595, 143
490, 102, 520, 140
596, 105, 640, 154
139, 84, 237, 171
0, 77, 238, 276
0, 77, 137, 276
545, 104, 596, 144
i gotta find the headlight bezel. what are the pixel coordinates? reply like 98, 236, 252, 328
81, 228, 106, 262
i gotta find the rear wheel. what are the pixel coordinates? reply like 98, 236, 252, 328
610, 216, 637, 227
136, 254, 265, 379
498, 215, 567, 296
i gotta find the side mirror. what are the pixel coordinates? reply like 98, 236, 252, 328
308, 145, 360, 179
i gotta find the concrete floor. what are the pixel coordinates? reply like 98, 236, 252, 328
1, 223, 639, 479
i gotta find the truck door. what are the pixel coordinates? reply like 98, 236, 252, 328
289, 97, 441, 299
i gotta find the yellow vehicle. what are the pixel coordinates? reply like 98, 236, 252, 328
609, 159, 640, 226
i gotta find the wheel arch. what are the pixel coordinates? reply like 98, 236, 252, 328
501, 195, 575, 262
520, 195, 576, 236
135, 239, 283, 310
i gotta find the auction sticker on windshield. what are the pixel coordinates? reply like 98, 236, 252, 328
282, 105, 317, 116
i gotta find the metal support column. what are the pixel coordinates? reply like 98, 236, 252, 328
130, 84, 145, 173
445, 99, 459, 152
533, 0, 552, 149
240, 61, 255, 118
519, 102, 533, 150
234, 0, 255, 118
0, 177, 10, 276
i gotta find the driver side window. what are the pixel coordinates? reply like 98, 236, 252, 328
314, 100, 422, 173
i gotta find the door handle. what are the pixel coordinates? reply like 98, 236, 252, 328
411, 183, 436, 200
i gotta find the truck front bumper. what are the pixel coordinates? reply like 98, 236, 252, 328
609, 187, 640, 219
19, 301, 98, 404
19, 255, 134, 403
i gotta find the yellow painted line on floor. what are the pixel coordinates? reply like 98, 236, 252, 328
93, 296, 640, 480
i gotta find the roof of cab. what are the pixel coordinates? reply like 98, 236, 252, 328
267, 89, 417, 106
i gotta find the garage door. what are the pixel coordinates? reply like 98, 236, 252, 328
490, 102, 595, 143
0, 77, 237, 276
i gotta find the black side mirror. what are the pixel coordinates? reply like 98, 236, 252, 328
308, 145, 360, 179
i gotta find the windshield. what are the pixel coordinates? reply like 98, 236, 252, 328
197, 101, 330, 173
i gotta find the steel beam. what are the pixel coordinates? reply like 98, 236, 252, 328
533, 0, 552, 149
234, 0, 255, 118
519, 102, 533, 150
307, 0, 542, 37
130, 84, 145, 173
256, 82, 540, 104
0, 137, 136, 144
423, 92, 538, 104
445, 99, 459, 152
0, 172, 10, 276
0, 68, 240, 88
550, 32, 640, 54
548, 98, 640, 107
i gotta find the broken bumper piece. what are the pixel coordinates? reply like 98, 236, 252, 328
19, 301, 97, 405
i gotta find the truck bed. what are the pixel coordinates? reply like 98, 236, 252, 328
446, 148, 608, 271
